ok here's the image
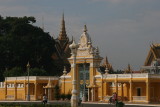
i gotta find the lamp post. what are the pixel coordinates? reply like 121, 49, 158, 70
82, 58, 86, 102
63, 66, 67, 94
26, 62, 30, 101
69, 40, 79, 107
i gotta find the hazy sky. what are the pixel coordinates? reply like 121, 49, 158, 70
0, 0, 160, 70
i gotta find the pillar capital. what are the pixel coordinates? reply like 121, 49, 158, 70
145, 81, 150, 84
146, 80, 150, 102
129, 80, 132, 83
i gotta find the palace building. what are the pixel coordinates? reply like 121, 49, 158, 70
0, 76, 59, 101
0, 17, 160, 103
60, 26, 160, 103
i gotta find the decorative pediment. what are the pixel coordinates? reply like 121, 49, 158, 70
77, 25, 98, 57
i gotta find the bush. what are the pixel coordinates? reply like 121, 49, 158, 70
60, 94, 66, 100
66, 93, 72, 100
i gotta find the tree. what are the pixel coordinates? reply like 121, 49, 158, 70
0, 15, 63, 77
54, 84, 60, 100
27, 68, 48, 76
3, 67, 24, 77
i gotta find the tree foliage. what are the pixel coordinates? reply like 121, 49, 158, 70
27, 68, 48, 76
54, 84, 60, 100
0, 15, 63, 79
3, 67, 24, 77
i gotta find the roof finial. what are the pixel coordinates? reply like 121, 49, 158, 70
128, 63, 131, 71
104, 56, 109, 65
62, 12, 64, 22
63, 66, 67, 75
84, 24, 87, 32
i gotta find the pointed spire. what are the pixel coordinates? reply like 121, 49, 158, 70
128, 64, 131, 72
71, 36, 73, 42
26, 61, 30, 68
90, 47, 94, 54
105, 66, 109, 74
84, 24, 87, 32
58, 13, 67, 40
125, 64, 132, 74
42, 16, 44, 31
90, 37, 92, 43
103, 56, 109, 66
150, 44, 157, 59
63, 66, 67, 75
45, 77, 54, 88
95, 46, 99, 53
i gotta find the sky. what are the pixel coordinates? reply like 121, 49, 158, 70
0, 0, 160, 71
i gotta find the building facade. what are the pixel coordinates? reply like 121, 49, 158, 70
0, 76, 59, 101
0, 22, 160, 103
60, 28, 160, 103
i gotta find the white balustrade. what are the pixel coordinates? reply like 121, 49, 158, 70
102, 73, 155, 79
150, 74, 160, 78
132, 74, 148, 78
6, 95, 14, 100
26, 95, 35, 100
103, 96, 111, 101
0, 82, 5, 88
133, 96, 146, 101
5, 76, 59, 81
117, 74, 131, 78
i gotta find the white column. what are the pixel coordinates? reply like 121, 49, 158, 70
91, 88, 94, 101
129, 81, 132, 102
88, 88, 90, 101
70, 40, 79, 107
146, 82, 150, 103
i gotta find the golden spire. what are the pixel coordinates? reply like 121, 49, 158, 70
58, 13, 67, 40
150, 44, 157, 59
128, 64, 131, 72
125, 64, 132, 73
42, 16, 44, 31
45, 77, 54, 88
26, 61, 30, 68
104, 56, 109, 65
84, 24, 87, 32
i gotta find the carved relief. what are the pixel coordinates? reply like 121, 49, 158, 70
77, 50, 89, 56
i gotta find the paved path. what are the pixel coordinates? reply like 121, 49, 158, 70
0, 101, 160, 107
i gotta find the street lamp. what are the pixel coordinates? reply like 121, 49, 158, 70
82, 58, 86, 102
69, 40, 79, 107
63, 66, 67, 94
26, 62, 30, 101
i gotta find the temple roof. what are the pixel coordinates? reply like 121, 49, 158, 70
144, 44, 160, 66
53, 14, 72, 64
100, 56, 113, 73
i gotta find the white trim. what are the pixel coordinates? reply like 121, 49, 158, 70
95, 81, 101, 83
5, 76, 59, 81
103, 73, 160, 79
60, 75, 71, 79
95, 75, 101, 78
61, 81, 72, 83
